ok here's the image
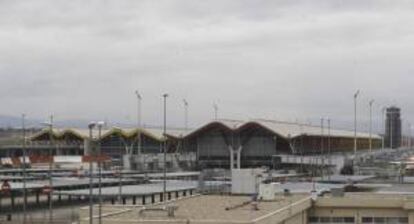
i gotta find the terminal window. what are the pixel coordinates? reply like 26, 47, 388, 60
361, 217, 408, 224
309, 216, 355, 223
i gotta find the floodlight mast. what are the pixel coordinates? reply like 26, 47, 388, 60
97, 121, 105, 224
40, 115, 55, 223
369, 100, 375, 152
135, 90, 142, 155
88, 122, 96, 224
353, 90, 360, 157
183, 99, 188, 131
162, 93, 168, 203
22, 114, 27, 224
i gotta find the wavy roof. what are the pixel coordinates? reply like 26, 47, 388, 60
30, 119, 381, 142
186, 119, 382, 140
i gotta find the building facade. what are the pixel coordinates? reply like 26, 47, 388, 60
385, 107, 402, 149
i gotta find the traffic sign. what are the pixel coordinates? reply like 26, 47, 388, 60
42, 185, 53, 194
1, 180, 11, 195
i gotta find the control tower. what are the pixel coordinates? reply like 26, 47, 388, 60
385, 106, 401, 149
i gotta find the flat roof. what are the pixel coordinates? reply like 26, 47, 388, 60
59, 180, 223, 196
315, 175, 375, 183
6, 177, 137, 190
92, 194, 311, 223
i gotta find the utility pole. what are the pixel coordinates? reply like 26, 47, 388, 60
22, 114, 27, 224
353, 90, 360, 157
162, 94, 169, 203
369, 100, 374, 152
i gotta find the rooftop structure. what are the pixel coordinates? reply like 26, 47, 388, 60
79, 191, 414, 224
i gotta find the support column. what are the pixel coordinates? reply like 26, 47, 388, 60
236, 146, 243, 169
228, 146, 234, 170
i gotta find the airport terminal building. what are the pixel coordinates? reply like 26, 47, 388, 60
19, 119, 382, 170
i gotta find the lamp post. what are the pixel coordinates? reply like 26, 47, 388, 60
213, 103, 218, 120
410, 124, 413, 150
320, 117, 324, 179
97, 121, 105, 224
88, 122, 96, 224
183, 99, 188, 131
162, 93, 168, 203
390, 109, 394, 149
382, 107, 386, 150
369, 100, 375, 152
327, 118, 331, 181
353, 90, 360, 157
40, 115, 54, 223
22, 114, 27, 224
135, 91, 142, 155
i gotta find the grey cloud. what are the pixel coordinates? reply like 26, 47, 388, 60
0, 0, 413, 132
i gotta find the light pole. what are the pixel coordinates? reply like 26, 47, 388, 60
183, 99, 188, 131
369, 100, 374, 152
162, 93, 168, 203
320, 117, 324, 179
22, 114, 27, 224
213, 103, 218, 120
382, 107, 386, 150
390, 109, 394, 149
327, 118, 331, 180
97, 121, 105, 224
353, 90, 360, 157
88, 122, 96, 224
410, 124, 413, 150
135, 91, 142, 155
41, 115, 54, 223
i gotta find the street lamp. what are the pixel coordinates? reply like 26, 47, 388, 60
353, 90, 360, 157
88, 122, 96, 224
320, 117, 324, 179
22, 114, 27, 224
381, 107, 386, 150
40, 115, 54, 223
135, 90, 142, 128
369, 100, 375, 152
213, 103, 218, 120
135, 91, 142, 155
183, 99, 188, 131
96, 121, 105, 224
410, 124, 413, 150
327, 118, 331, 181
162, 93, 168, 203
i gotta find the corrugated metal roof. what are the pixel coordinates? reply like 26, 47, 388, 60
30, 119, 381, 142
249, 119, 381, 139
30, 127, 189, 141
187, 119, 382, 140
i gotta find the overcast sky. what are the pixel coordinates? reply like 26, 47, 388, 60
1, 0, 414, 132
